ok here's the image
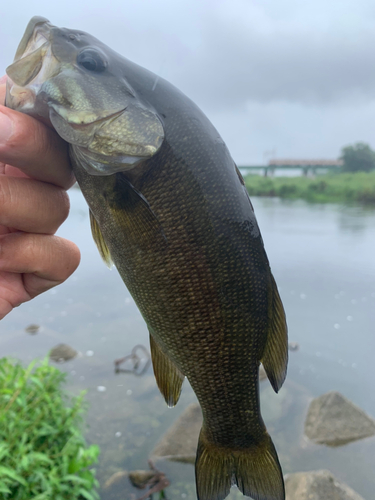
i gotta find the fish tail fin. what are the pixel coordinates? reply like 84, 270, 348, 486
195, 427, 285, 500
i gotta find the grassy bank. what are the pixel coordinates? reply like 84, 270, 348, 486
244, 171, 375, 204
0, 358, 100, 500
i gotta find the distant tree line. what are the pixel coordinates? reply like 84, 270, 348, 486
340, 142, 375, 173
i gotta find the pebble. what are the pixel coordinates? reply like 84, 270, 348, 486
25, 324, 40, 334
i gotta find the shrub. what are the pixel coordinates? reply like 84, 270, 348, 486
0, 358, 100, 500
341, 142, 375, 173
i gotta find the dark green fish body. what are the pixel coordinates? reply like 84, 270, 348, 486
6, 17, 288, 500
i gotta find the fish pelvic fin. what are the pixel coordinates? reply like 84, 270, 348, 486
149, 332, 184, 407
262, 273, 288, 393
89, 210, 113, 268
196, 427, 285, 500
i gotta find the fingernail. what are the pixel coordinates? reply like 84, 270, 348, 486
0, 112, 13, 145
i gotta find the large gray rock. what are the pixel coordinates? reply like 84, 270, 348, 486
305, 391, 375, 446
285, 470, 365, 500
259, 364, 267, 381
151, 367, 272, 463
151, 403, 202, 463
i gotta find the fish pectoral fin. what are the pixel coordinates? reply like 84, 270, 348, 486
261, 273, 288, 393
112, 174, 168, 249
149, 332, 184, 408
89, 210, 113, 268
196, 426, 285, 500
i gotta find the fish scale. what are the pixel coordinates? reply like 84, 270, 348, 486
6, 16, 288, 500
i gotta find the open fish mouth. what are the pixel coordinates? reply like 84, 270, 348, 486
5, 16, 126, 126
6, 17, 55, 112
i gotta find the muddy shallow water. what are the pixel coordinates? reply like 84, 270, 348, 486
1, 191, 375, 499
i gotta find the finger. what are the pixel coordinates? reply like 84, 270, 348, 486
0, 76, 5, 104
0, 105, 75, 189
0, 176, 70, 234
0, 271, 31, 320
0, 231, 80, 294
0, 164, 29, 178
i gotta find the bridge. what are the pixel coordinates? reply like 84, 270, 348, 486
239, 159, 343, 177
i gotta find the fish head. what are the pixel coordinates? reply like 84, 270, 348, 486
6, 16, 165, 175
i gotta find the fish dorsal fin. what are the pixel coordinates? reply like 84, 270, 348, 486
149, 332, 184, 407
89, 210, 113, 268
261, 274, 288, 393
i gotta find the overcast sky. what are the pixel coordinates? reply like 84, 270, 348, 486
2, 0, 375, 165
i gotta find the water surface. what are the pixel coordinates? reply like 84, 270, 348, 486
1, 191, 374, 499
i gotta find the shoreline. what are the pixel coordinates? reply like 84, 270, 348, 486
244, 171, 375, 205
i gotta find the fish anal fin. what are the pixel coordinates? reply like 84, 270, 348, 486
196, 427, 285, 500
149, 332, 184, 407
89, 210, 113, 268
262, 273, 288, 393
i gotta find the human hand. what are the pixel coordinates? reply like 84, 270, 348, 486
0, 75, 80, 320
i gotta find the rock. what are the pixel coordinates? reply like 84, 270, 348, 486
305, 391, 375, 446
259, 364, 267, 381
128, 470, 155, 488
104, 470, 128, 490
25, 324, 40, 334
288, 342, 299, 351
151, 403, 202, 463
285, 470, 365, 500
49, 343, 78, 362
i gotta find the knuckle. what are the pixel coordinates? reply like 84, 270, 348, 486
57, 189, 71, 224
0, 236, 4, 261
0, 176, 10, 210
58, 238, 81, 275
47, 188, 71, 232
22, 234, 39, 262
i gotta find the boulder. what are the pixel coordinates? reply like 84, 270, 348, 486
151, 367, 272, 463
151, 403, 202, 463
128, 470, 155, 488
103, 470, 128, 490
259, 364, 267, 381
285, 470, 365, 500
305, 391, 375, 446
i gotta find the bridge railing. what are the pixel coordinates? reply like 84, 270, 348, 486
238, 164, 342, 177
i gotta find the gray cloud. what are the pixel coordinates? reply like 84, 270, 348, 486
1, 0, 375, 163
172, 5, 375, 110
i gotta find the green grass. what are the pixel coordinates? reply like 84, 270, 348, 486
244, 171, 375, 204
0, 358, 100, 500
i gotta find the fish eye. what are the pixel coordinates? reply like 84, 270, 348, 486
77, 49, 107, 72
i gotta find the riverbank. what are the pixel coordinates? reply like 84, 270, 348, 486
244, 171, 375, 204
0, 358, 100, 500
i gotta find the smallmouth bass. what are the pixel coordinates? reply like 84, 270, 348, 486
6, 17, 288, 500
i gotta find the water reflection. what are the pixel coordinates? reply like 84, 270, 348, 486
1, 191, 374, 499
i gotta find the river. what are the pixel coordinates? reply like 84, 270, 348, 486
1, 190, 374, 499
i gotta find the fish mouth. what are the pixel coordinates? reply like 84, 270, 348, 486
6, 17, 56, 114
13, 16, 52, 63
6, 17, 127, 128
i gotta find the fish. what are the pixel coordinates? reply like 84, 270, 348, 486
6, 17, 288, 500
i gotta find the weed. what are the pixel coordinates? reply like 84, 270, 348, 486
0, 358, 100, 500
